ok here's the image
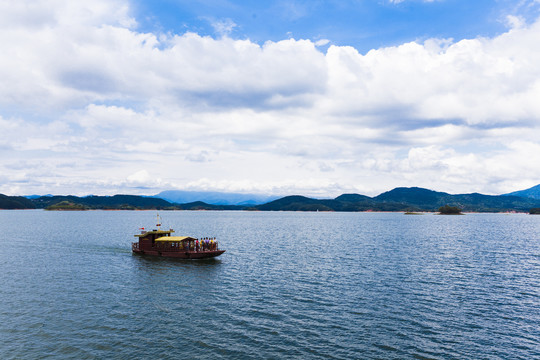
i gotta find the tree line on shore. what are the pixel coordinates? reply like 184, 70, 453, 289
3, 187, 540, 213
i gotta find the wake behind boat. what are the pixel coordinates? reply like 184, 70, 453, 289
132, 216, 225, 259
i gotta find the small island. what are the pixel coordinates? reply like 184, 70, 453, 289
438, 205, 463, 215
45, 201, 87, 211
530, 208, 540, 215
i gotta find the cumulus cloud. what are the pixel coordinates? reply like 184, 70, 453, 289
0, 21, 327, 112
2, 0, 540, 197
323, 28, 540, 127
0, 0, 136, 29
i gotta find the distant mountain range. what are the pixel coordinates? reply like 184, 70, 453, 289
256, 187, 540, 212
504, 184, 540, 200
29, 195, 173, 210
1, 185, 540, 212
155, 190, 279, 205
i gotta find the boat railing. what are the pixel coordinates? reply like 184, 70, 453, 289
132, 242, 139, 250
152, 241, 219, 252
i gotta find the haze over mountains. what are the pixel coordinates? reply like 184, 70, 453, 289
155, 190, 279, 206
155, 183, 540, 206
1, 184, 540, 212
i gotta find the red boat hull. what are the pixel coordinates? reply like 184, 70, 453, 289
133, 248, 225, 259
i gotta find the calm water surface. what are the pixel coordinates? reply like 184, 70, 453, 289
0, 210, 539, 359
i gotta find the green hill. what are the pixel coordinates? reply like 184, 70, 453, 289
46, 201, 87, 211
255, 187, 540, 212
505, 184, 540, 200
32, 195, 174, 210
174, 201, 246, 210
374, 187, 450, 208
0, 194, 36, 209
30, 194, 246, 211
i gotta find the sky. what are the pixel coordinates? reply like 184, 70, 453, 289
2, 0, 540, 198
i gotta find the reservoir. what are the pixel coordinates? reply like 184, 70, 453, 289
1, 210, 539, 359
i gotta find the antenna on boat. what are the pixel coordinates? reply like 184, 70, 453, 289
156, 212, 161, 230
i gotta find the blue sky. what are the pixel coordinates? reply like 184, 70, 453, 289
1, 0, 540, 197
132, 0, 538, 51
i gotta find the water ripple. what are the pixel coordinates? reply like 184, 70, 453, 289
0, 211, 539, 359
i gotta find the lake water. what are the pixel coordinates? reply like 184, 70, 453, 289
0, 210, 539, 359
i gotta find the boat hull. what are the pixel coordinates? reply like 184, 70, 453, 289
133, 249, 225, 259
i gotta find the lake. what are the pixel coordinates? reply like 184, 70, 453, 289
1, 210, 539, 359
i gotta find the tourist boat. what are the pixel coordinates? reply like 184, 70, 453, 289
132, 216, 225, 259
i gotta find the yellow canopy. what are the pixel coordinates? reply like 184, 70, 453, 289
155, 236, 196, 242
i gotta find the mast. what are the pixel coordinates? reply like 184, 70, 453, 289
156, 212, 161, 230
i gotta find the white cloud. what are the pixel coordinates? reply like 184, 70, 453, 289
209, 18, 237, 37
505, 15, 526, 29
323, 26, 540, 127
315, 39, 330, 47
2, 0, 540, 197
0, 0, 136, 29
